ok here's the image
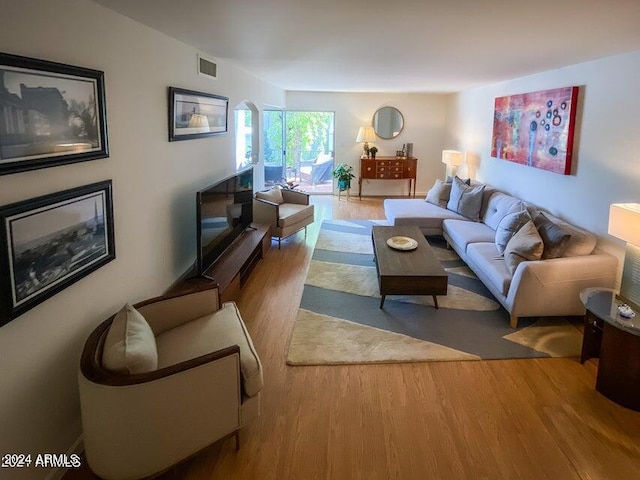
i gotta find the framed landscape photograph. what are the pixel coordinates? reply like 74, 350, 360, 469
490, 86, 579, 175
0, 52, 109, 175
0, 180, 115, 324
168, 87, 228, 141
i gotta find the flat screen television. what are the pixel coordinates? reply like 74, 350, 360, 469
196, 166, 253, 276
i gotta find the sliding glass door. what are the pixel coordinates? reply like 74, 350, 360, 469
263, 110, 335, 194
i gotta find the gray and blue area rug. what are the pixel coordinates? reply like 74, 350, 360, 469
286, 220, 582, 365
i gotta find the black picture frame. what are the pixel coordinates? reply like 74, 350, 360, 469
0, 52, 109, 175
0, 180, 115, 325
168, 87, 228, 141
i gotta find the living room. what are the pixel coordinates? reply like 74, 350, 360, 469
1, 1, 640, 479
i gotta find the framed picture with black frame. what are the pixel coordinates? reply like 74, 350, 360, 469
168, 87, 228, 141
0, 180, 115, 325
0, 52, 109, 175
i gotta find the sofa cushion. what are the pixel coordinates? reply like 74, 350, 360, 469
278, 203, 314, 228
495, 208, 531, 254
384, 198, 466, 233
425, 179, 452, 208
256, 186, 284, 204
481, 192, 525, 230
531, 211, 595, 257
447, 176, 485, 221
102, 304, 158, 375
504, 220, 544, 274
443, 219, 496, 253
155, 302, 263, 397
466, 243, 513, 296
534, 212, 572, 259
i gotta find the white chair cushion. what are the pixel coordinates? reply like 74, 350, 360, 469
256, 186, 284, 204
155, 302, 263, 397
102, 304, 158, 375
278, 203, 314, 228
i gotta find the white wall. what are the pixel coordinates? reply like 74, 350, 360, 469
0, 1, 284, 478
286, 92, 449, 196
445, 50, 640, 265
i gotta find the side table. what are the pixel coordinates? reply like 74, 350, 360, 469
580, 288, 640, 411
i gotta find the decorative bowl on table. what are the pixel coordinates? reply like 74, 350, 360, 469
387, 236, 418, 251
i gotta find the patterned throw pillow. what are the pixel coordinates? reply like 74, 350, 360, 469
495, 209, 531, 254
446, 176, 485, 221
504, 220, 544, 274
425, 179, 452, 207
534, 212, 572, 259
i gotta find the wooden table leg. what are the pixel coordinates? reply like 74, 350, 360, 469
380, 295, 386, 309
433, 295, 439, 309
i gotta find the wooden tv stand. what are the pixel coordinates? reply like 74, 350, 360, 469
172, 224, 271, 303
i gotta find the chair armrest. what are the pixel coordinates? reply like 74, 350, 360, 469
253, 198, 279, 227
79, 352, 242, 479
282, 189, 310, 205
507, 254, 618, 317
136, 285, 220, 336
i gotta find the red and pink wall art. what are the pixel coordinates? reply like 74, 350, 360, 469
491, 86, 579, 175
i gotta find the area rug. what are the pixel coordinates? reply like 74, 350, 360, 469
286, 219, 582, 365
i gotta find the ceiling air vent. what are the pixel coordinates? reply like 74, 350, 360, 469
198, 54, 217, 79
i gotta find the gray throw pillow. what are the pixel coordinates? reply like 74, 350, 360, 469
534, 212, 572, 259
495, 209, 531, 254
447, 176, 485, 221
446, 176, 471, 185
504, 220, 544, 274
425, 179, 452, 207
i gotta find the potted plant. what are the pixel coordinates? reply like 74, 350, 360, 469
369, 146, 378, 159
331, 163, 355, 191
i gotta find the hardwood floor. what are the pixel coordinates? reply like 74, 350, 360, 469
66, 196, 640, 480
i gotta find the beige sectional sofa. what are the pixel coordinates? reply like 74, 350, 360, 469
384, 183, 618, 327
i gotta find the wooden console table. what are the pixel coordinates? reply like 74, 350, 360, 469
358, 156, 417, 199
171, 224, 271, 303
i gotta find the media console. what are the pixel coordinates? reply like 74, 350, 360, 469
172, 223, 271, 302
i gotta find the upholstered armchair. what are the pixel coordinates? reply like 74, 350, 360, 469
253, 187, 314, 248
78, 285, 263, 480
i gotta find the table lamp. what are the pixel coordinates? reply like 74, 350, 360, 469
442, 150, 464, 179
356, 126, 376, 158
608, 203, 640, 306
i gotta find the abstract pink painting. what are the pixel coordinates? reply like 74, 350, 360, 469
490, 86, 579, 175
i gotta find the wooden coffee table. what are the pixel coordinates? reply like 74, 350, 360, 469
372, 226, 448, 308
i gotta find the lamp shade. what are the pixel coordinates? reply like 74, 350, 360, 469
356, 126, 376, 143
188, 113, 210, 129
442, 150, 464, 166
609, 203, 640, 246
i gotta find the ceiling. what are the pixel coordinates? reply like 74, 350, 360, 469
93, 0, 640, 93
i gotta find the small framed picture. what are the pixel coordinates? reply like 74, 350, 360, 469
0, 52, 109, 175
0, 180, 115, 324
168, 87, 228, 141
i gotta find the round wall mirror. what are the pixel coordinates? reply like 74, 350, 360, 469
372, 106, 404, 139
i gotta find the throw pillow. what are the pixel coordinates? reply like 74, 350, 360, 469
256, 186, 284, 204
504, 220, 544, 274
534, 212, 572, 259
446, 176, 471, 185
495, 208, 531, 254
446, 176, 485, 221
425, 179, 452, 207
102, 304, 158, 375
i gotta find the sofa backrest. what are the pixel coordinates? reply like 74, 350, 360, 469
481, 192, 524, 230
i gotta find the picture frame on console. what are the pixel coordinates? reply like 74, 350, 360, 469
0, 52, 109, 176
0, 180, 115, 325
168, 87, 228, 141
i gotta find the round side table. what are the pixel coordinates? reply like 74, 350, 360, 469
580, 288, 640, 411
